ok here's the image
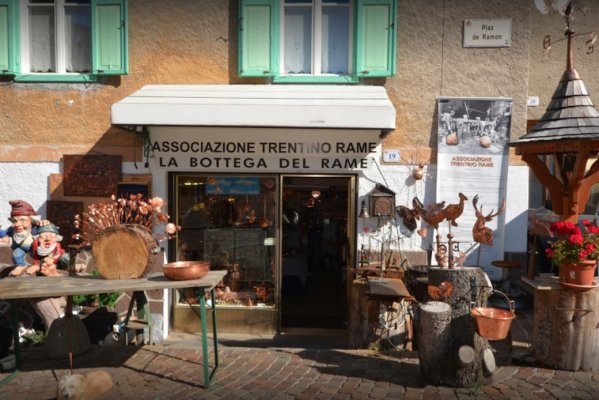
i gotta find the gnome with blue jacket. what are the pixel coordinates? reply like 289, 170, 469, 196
0, 200, 45, 277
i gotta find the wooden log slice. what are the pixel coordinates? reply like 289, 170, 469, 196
457, 345, 475, 367
92, 224, 157, 280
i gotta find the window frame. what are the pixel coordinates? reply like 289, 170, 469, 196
238, 0, 396, 83
0, 0, 127, 82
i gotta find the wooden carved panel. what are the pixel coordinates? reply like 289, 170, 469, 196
63, 155, 122, 197
47, 200, 84, 248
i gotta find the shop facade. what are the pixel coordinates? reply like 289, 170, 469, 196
111, 85, 395, 333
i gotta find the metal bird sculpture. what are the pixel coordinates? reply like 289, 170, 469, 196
412, 197, 446, 229
396, 205, 420, 232
443, 192, 468, 227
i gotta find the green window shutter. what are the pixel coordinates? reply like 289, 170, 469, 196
355, 0, 396, 78
238, 0, 279, 77
0, 0, 18, 75
92, 0, 128, 75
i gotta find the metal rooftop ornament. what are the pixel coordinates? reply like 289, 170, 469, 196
511, 1, 599, 222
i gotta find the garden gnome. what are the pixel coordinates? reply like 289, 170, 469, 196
27, 223, 69, 277
0, 200, 42, 276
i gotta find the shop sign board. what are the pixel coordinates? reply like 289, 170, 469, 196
148, 128, 380, 173
463, 19, 511, 48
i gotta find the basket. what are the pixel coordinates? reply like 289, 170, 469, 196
471, 290, 515, 340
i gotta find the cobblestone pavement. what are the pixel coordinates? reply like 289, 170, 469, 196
1, 305, 599, 399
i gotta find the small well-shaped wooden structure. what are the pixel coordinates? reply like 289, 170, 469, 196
511, 14, 599, 223
512, 5, 599, 371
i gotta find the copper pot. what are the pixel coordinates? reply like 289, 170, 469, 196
163, 261, 210, 281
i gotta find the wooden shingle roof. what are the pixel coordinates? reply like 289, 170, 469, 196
513, 68, 599, 145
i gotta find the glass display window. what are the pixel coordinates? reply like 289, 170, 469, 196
173, 175, 277, 308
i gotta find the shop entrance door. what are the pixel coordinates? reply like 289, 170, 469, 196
281, 176, 354, 329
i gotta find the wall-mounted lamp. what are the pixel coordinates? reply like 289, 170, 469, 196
358, 200, 370, 219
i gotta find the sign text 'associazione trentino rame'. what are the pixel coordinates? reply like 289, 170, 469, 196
150, 140, 378, 170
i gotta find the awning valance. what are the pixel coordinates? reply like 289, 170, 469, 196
111, 84, 396, 130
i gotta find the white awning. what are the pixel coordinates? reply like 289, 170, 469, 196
111, 84, 396, 130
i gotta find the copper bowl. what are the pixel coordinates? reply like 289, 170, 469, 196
163, 261, 210, 281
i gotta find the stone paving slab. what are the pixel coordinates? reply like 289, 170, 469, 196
2, 302, 598, 399
1, 341, 599, 400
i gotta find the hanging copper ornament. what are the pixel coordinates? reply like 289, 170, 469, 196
413, 163, 425, 180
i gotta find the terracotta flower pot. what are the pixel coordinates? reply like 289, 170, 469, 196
560, 260, 597, 286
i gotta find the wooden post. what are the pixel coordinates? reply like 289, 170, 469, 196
524, 277, 599, 371
347, 279, 379, 348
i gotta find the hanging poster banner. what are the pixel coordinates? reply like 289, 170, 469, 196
435, 97, 512, 280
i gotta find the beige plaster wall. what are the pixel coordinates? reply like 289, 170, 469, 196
388, 0, 532, 164
1, 1, 596, 165
528, 4, 599, 121
0, 0, 234, 162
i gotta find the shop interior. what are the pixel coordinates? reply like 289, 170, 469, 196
281, 176, 350, 329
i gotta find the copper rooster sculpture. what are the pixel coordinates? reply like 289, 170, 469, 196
428, 281, 454, 301
472, 195, 506, 245
443, 193, 468, 226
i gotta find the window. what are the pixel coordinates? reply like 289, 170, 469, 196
0, 0, 127, 82
173, 175, 277, 309
239, 0, 396, 83
283, 0, 351, 75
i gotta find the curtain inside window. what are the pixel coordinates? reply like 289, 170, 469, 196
29, 7, 55, 72
284, 6, 312, 74
321, 6, 349, 74
65, 6, 91, 72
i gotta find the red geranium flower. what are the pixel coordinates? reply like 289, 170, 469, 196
547, 220, 599, 265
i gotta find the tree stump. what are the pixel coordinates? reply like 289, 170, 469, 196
526, 277, 599, 371
418, 301, 451, 384
92, 224, 158, 280
405, 264, 429, 302
420, 266, 494, 387
45, 316, 91, 359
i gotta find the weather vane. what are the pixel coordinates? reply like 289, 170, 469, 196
536, 0, 597, 55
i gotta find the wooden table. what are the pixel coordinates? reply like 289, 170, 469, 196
522, 275, 599, 371
0, 270, 227, 387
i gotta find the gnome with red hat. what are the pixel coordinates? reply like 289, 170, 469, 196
0, 200, 45, 276
26, 223, 69, 277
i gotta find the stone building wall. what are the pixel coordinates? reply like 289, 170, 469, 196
0, 0, 598, 245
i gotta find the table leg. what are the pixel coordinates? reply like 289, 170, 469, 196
197, 287, 219, 388
10, 300, 20, 371
210, 288, 219, 372
0, 300, 21, 386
